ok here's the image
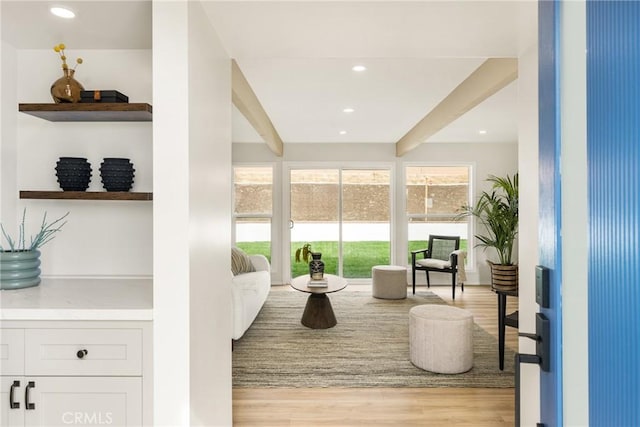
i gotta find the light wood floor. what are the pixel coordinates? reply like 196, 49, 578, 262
233, 285, 519, 426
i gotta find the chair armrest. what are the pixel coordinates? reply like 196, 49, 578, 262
249, 254, 270, 273
411, 248, 429, 264
451, 249, 467, 265
449, 252, 458, 268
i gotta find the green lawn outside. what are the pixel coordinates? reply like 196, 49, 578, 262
236, 239, 468, 279
235, 242, 272, 263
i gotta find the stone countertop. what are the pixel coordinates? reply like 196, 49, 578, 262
0, 278, 153, 321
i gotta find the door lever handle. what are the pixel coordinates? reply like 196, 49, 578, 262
514, 313, 550, 427
519, 332, 540, 341
521, 313, 550, 373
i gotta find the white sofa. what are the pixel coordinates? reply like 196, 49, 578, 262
231, 254, 271, 340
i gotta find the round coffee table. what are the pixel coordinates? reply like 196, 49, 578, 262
290, 274, 348, 329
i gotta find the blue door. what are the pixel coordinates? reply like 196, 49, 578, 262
587, 2, 640, 425
538, 1, 640, 425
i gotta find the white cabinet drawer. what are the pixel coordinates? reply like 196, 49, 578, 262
0, 329, 24, 375
25, 377, 142, 427
25, 329, 142, 376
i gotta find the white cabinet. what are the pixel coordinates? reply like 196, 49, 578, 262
24, 328, 142, 376
1, 322, 151, 427
1, 377, 141, 427
0, 329, 24, 375
0, 378, 24, 426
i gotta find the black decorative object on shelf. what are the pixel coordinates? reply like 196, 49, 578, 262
55, 157, 91, 191
80, 90, 129, 103
99, 158, 135, 192
309, 252, 325, 280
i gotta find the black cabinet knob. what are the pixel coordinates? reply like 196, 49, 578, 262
76, 349, 88, 359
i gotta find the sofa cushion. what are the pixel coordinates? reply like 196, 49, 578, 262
232, 247, 256, 276
232, 270, 271, 340
232, 269, 270, 289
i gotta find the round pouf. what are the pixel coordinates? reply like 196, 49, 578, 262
409, 304, 474, 374
372, 265, 407, 299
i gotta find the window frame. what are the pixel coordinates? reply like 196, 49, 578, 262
403, 162, 475, 270
232, 163, 276, 268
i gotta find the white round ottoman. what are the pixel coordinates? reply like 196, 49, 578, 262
372, 265, 407, 299
409, 304, 474, 374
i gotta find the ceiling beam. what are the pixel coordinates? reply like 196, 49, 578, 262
231, 59, 284, 156
395, 58, 518, 157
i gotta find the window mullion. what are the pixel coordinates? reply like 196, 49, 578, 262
338, 169, 343, 277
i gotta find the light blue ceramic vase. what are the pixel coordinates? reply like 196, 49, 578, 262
0, 250, 41, 290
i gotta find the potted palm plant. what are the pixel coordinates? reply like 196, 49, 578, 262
458, 173, 518, 292
0, 209, 68, 290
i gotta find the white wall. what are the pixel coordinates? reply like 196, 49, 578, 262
187, 1, 233, 424
14, 49, 152, 277
518, 41, 541, 427
233, 141, 518, 285
152, 2, 189, 424
153, 1, 232, 425
1, 40, 18, 236
560, 1, 589, 425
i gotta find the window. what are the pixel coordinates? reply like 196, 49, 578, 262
405, 166, 470, 263
233, 166, 273, 261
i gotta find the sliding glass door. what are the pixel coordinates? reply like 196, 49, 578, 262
289, 167, 391, 279
341, 169, 391, 278
290, 169, 340, 277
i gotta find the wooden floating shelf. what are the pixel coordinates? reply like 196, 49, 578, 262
20, 191, 153, 201
18, 103, 152, 122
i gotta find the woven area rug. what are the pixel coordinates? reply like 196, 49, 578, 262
233, 290, 515, 388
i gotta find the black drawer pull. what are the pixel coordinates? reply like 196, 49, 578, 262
10, 380, 20, 409
77, 349, 88, 359
25, 381, 35, 410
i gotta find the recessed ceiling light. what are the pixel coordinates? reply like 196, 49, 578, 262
343, 108, 355, 113
478, 129, 488, 135
50, 6, 75, 18
352, 65, 367, 72
339, 130, 347, 135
